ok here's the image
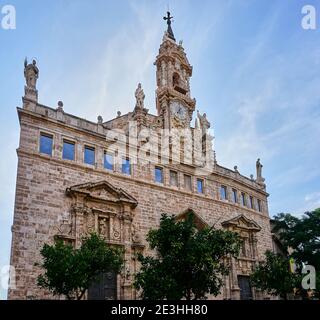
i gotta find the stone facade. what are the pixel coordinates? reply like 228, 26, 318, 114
8, 18, 273, 300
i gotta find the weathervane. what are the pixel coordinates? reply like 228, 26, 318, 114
163, 11, 176, 41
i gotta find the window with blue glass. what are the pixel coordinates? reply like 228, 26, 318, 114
250, 196, 254, 209
220, 186, 227, 200
63, 140, 75, 161
40, 133, 53, 156
84, 146, 95, 165
241, 192, 246, 206
232, 189, 238, 203
155, 167, 163, 183
122, 157, 131, 175
104, 152, 114, 170
197, 179, 203, 193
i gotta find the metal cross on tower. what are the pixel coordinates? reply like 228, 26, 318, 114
163, 11, 176, 41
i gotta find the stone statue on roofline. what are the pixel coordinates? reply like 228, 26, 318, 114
197, 110, 210, 132
256, 158, 265, 185
135, 83, 145, 109
24, 58, 39, 89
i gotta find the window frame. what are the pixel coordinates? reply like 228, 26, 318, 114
169, 170, 178, 187
257, 199, 262, 212
104, 151, 114, 171
122, 157, 131, 175
184, 174, 192, 191
220, 185, 228, 200
62, 139, 75, 161
241, 192, 247, 206
39, 132, 54, 156
232, 189, 238, 203
84, 145, 95, 166
197, 178, 204, 194
155, 166, 164, 184
250, 196, 254, 209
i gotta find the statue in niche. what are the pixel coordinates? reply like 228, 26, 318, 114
86, 211, 95, 234
131, 225, 141, 243
135, 83, 145, 109
99, 218, 108, 238
24, 58, 39, 89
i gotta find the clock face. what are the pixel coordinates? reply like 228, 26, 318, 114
170, 101, 187, 121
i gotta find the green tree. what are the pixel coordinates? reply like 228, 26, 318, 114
134, 212, 241, 300
273, 208, 320, 298
37, 233, 124, 300
250, 250, 300, 300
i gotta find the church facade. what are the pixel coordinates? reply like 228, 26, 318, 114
8, 14, 273, 300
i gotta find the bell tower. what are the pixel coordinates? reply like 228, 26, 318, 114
154, 12, 196, 129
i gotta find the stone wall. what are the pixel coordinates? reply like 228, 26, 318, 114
8, 107, 273, 300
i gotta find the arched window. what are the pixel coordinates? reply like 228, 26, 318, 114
173, 73, 180, 87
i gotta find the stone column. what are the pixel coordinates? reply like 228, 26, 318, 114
230, 256, 240, 299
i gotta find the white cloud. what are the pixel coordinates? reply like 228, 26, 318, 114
304, 192, 320, 211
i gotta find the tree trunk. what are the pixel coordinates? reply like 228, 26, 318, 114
77, 289, 87, 300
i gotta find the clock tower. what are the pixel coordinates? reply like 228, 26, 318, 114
155, 12, 196, 130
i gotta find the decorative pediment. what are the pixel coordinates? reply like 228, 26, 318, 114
175, 208, 209, 230
66, 180, 138, 208
221, 214, 261, 232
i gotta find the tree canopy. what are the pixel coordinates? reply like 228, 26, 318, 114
250, 250, 301, 300
272, 208, 320, 298
37, 233, 124, 300
134, 212, 241, 300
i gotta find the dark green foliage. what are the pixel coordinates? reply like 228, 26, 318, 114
250, 251, 300, 300
37, 233, 124, 300
273, 208, 320, 298
134, 212, 241, 300
273, 209, 320, 268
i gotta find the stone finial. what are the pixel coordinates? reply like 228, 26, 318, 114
135, 83, 145, 109
57, 101, 63, 111
250, 174, 254, 181
234, 166, 239, 173
195, 117, 199, 129
213, 151, 217, 165
117, 111, 121, 117
97, 115, 103, 124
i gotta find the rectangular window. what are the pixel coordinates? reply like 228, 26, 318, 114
40, 133, 53, 156
104, 152, 114, 170
155, 167, 163, 184
257, 199, 262, 212
62, 140, 75, 161
197, 179, 204, 193
250, 196, 254, 209
122, 157, 131, 175
220, 186, 227, 200
170, 170, 178, 186
184, 175, 192, 191
232, 189, 238, 203
84, 146, 95, 165
241, 192, 246, 206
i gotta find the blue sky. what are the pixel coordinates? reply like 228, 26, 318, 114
1, 0, 320, 299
